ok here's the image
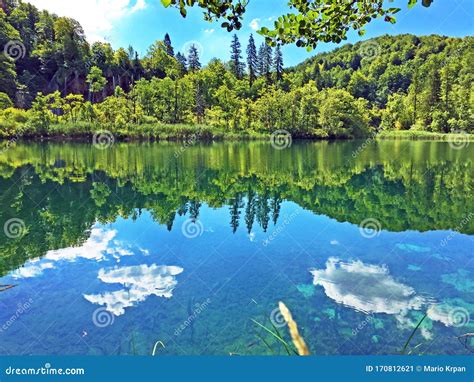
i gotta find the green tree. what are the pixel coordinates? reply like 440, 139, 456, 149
187, 44, 201, 72
164, 33, 174, 56
86, 66, 107, 103
318, 88, 369, 138
273, 45, 284, 82
0, 92, 13, 109
246, 34, 258, 87
230, 34, 244, 79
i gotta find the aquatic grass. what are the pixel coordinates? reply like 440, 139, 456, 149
0, 284, 16, 292
251, 302, 310, 356
151, 341, 165, 356
457, 333, 474, 353
130, 332, 137, 355
278, 302, 310, 356
251, 319, 295, 355
401, 312, 427, 355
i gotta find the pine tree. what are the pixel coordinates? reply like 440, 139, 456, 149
187, 44, 201, 72
257, 43, 273, 82
257, 43, 266, 77
164, 33, 174, 57
274, 45, 284, 82
176, 52, 187, 73
264, 45, 273, 83
230, 34, 245, 79
246, 34, 258, 86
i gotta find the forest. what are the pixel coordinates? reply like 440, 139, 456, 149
0, 0, 473, 140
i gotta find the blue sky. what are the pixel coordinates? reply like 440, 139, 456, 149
29, 0, 473, 66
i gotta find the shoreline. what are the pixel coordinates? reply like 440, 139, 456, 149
0, 130, 472, 143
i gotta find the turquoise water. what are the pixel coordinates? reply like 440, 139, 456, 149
0, 141, 472, 355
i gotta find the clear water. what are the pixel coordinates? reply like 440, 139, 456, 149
0, 140, 472, 355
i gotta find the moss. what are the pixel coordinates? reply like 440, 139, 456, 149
322, 308, 336, 320
441, 270, 474, 293
396, 243, 430, 253
296, 284, 316, 298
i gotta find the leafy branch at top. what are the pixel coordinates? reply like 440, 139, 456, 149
160, 0, 434, 49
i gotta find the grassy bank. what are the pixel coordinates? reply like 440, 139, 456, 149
1, 121, 472, 142
1, 122, 269, 141
376, 130, 474, 141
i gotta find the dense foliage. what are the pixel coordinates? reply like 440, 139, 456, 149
0, 0, 472, 139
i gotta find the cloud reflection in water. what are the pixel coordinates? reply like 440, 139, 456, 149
84, 264, 184, 316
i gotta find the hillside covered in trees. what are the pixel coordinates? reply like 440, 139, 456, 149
0, 0, 472, 139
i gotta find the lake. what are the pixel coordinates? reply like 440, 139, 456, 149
0, 140, 472, 355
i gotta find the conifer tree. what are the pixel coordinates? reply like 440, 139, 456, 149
230, 34, 245, 79
274, 45, 284, 81
246, 34, 258, 86
164, 33, 174, 56
187, 44, 201, 71
176, 52, 187, 73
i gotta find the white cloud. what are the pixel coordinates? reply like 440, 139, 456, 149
204, 28, 215, 34
12, 261, 55, 279
311, 258, 427, 315
84, 264, 184, 316
26, 0, 147, 42
130, 0, 146, 13
45, 228, 117, 263
249, 18, 260, 31
11, 228, 140, 279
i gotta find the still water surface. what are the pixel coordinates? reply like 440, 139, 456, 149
0, 140, 472, 355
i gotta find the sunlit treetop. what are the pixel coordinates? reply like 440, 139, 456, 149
160, 0, 433, 49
